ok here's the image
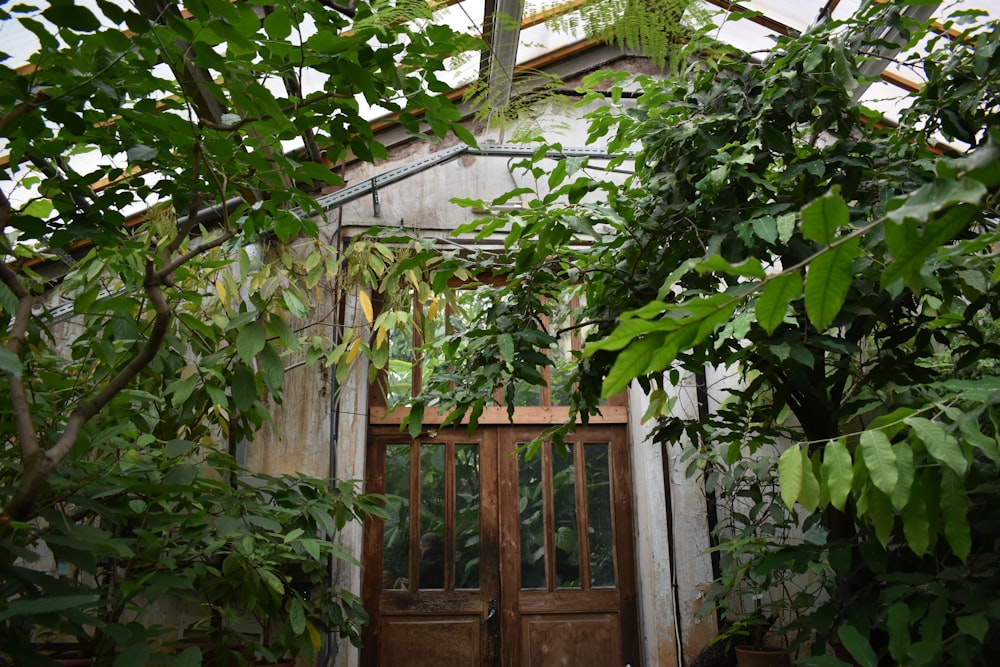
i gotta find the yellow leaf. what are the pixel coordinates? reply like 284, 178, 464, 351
345, 337, 362, 364
427, 297, 439, 322
358, 290, 374, 323
307, 620, 322, 651
407, 269, 420, 290
375, 323, 388, 349
215, 278, 227, 304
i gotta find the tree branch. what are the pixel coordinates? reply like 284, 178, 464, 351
160, 227, 238, 277
1, 259, 174, 523
0, 259, 41, 464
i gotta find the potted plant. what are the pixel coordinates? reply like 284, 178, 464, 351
691, 443, 827, 667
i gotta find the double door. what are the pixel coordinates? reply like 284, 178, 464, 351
361, 425, 638, 667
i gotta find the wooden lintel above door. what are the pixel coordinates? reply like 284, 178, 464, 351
369, 405, 628, 426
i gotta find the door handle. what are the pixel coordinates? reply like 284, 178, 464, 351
482, 597, 499, 632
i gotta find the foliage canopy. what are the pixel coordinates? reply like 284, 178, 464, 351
1, 0, 479, 662
399, 3, 1000, 664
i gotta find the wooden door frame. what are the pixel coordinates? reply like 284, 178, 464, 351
360, 427, 501, 667
361, 420, 639, 667
496, 425, 639, 667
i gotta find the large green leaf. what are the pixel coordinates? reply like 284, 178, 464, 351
0, 347, 23, 377
801, 187, 849, 244
900, 473, 933, 556
799, 451, 821, 514
236, 321, 266, 364
868, 487, 895, 547
837, 625, 878, 667
859, 430, 897, 495
804, 236, 860, 331
889, 441, 914, 511
821, 438, 853, 511
754, 271, 802, 334
601, 333, 665, 397
0, 594, 98, 621
778, 445, 804, 509
939, 469, 971, 561
905, 416, 967, 476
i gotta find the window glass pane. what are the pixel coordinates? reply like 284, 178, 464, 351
552, 444, 580, 588
418, 444, 445, 589
518, 452, 546, 589
383, 444, 411, 589
549, 293, 580, 407
586, 444, 616, 587
512, 379, 542, 406
455, 444, 481, 589
387, 325, 415, 407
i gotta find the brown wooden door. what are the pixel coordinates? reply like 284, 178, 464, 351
361, 424, 638, 667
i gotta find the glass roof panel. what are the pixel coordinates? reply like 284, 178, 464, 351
742, 0, 827, 33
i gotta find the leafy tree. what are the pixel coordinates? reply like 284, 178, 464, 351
402, 3, 1000, 664
1, 0, 479, 660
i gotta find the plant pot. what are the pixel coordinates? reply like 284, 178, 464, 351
735, 645, 790, 667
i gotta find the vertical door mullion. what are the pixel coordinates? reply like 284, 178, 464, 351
573, 438, 592, 590
541, 439, 557, 592
408, 441, 421, 588
444, 440, 456, 591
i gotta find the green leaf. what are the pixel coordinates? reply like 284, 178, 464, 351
886, 603, 911, 663
258, 568, 285, 595
42, 3, 100, 31
231, 363, 258, 412
694, 255, 765, 278
283, 290, 308, 318
888, 205, 978, 290
260, 343, 285, 394
900, 474, 932, 556
126, 144, 158, 163
868, 487, 894, 547
778, 445, 804, 509
956, 614, 989, 642
905, 416, 968, 476
0, 594, 98, 621
289, 595, 307, 634
885, 177, 986, 226
889, 441, 914, 511
497, 333, 515, 363
837, 625, 878, 667
822, 439, 853, 511
0, 347, 23, 377
799, 451, 821, 514
801, 187, 848, 244
859, 430, 897, 495
755, 271, 802, 334
236, 321, 266, 364
601, 333, 665, 397
939, 469, 971, 561
805, 236, 860, 331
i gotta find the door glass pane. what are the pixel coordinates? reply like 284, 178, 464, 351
455, 444, 481, 589
518, 452, 546, 589
552, 444, 580, 589
419, 444, 445, 589
586, 443, 616, 588
383, 444, 411, 589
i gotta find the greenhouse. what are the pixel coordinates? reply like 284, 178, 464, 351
2, 0, 999, 665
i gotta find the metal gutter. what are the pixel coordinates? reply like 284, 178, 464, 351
313, 143, 636, 213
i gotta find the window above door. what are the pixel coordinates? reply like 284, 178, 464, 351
369, 282, 627, 426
